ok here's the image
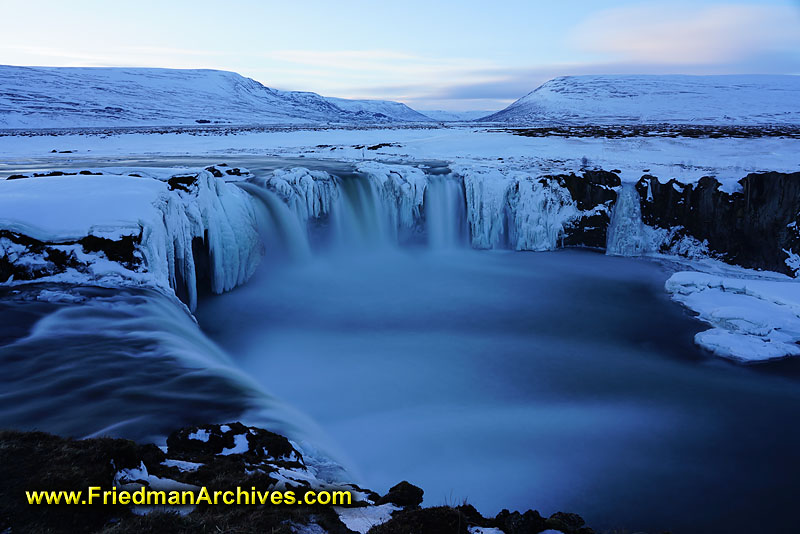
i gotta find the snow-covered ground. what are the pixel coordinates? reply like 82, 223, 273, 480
2, 127, 798, 188
483, 74, 800, 124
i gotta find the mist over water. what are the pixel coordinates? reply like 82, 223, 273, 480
197, 246, 800, 534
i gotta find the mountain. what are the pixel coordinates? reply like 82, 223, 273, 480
481, 75, 800, 125
0, 66, 428, 128
325, 97, 433, 122
417, 110, 497, 122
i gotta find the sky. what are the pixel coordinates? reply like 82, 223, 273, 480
1, 0, 799, 111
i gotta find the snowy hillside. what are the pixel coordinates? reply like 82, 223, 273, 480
0, 66, 428, 128
420, 110, 497, 122
482, 75, 800, 125
325, 97, 433, 122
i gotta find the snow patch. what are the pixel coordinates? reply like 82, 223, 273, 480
666, 271, 800, 361
335, 503, 400, 534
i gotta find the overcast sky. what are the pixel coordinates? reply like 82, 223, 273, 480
2, 0, 799, 111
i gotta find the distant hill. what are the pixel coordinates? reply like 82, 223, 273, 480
480, 75, 800, 125
418, 110, 497, 122
0, 66, 431, 128
325, 97, 433, 122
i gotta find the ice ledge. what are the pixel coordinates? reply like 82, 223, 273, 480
666, 271, 800, 362
0, 167, 263, 310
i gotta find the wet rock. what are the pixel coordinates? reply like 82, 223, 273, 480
377, 480, 424, 507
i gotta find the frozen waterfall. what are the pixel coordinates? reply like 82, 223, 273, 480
606, 183, 646, 256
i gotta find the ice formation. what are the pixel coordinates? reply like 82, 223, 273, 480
606, 183, 645, 256
0, 170, 263, 310
458, 166, 580, 250
666, 271, 800, 361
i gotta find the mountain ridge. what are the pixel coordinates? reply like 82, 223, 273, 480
0, 65, 433, 128
481, 74, 800, 125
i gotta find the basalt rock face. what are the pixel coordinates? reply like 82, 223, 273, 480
636, 172, 800, 274
559, 170, 620, 249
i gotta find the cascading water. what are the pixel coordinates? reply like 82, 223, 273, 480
236, 182, 312, 261
606, 183, 646, 256
424, 175, 468, 249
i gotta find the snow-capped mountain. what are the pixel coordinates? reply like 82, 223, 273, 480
325, 97, 433, 122
481, 75, 800, 125
419, 110, 497, 122
0, 66, 430, 128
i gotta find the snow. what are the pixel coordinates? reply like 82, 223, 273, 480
334, 503, 399, 534
666, 271, 800, 361
3, 128, 795, 190
483, 74, 800, 125
0, 66, 428, 128
325, 97, 433, 122
161, 459, 203, 472
420, 110, 498, 122
219, 433, 250, 455
188, 429, 210, 442
469, 528, 506, 534
0, 170, 263, 310
0, 175, 164, 241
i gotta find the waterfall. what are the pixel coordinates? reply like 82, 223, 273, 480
236, 182, 312, 261
424, 176, 468, 249
606, 183, 646, 256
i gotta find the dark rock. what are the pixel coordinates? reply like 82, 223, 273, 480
637, 171, 800, 274
0, 430, 154, 534
368, 506, 470, 534
79, 234, 140, 268
225, 167, 246, 176
495, 508, 547, 533
166, 422, 303, 467
546, 511, 589, 534
6, 174, 27, 180
204, 166, 224, 178
167, 174, 198, 192
553, 170, 620, 249
79, 170, 101, 175
377, 480, 424, 507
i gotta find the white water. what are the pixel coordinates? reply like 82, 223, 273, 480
606, 183, 646, 256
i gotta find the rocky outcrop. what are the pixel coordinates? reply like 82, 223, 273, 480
0, 422, 596, 534
558, 170, 620, 249
636, 172, 800, 274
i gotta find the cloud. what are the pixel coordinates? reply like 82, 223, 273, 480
570, 3, 800, 65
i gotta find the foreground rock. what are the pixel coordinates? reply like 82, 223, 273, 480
0, 423, 596, 534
